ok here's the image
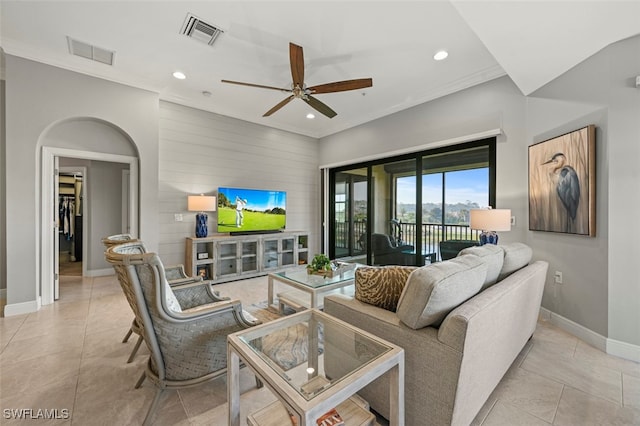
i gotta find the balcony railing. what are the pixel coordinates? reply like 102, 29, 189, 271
335, 221, 480, 261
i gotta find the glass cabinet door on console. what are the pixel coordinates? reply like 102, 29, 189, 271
215, 241, 238, 279
241, 240, 258, 274
280, 237, 295, 267
262, 238, 279, 270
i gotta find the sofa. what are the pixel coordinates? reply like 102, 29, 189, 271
324, 243, 548, 426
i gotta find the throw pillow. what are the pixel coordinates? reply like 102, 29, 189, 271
396, 254, 487, 329
498, 243, 533, 281
458, 244, 504, 290
164, 279, 182, 313
355, 266, 417, 312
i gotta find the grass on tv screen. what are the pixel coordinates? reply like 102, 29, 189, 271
217, 187, 286, 233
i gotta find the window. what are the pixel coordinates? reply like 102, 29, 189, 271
328, 138, 495, 264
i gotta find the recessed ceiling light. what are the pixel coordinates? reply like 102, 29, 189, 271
173, 71, 186, 80
306, 113, 315, 119
202, 91, 212, 97
433, 50, 449, 61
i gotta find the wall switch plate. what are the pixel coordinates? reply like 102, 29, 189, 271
174, 213, 183, 222
510, 216, 516, 226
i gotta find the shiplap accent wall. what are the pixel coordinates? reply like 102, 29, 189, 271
158, 101, 321, 269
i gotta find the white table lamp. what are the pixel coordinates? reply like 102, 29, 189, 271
470, 208, 511, 245
188, 195, 216, 238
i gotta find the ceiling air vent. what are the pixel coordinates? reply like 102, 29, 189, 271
67, 36, 114, 65
180, 13, 223, 46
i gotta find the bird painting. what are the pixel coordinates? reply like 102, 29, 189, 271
528, 125, 596, 236
542, 153, 580, 228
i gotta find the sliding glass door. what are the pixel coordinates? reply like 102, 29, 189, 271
332, 169, 368, 259
329, 138, 495, 265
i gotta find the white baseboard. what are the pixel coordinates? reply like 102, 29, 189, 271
607, 338, 640, 363
86, 268, 115, 277
540, 307, 640, 362
4, 299, 39, 316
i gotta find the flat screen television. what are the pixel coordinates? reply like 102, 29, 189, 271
217, 187, 286, 234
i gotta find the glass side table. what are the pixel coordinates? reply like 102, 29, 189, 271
267, 264, 359, 312
227, 309, 405, 426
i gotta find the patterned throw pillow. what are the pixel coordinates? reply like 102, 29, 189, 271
355, 266, 418, 312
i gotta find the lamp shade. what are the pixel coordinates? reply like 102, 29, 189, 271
470, 208, 511, 232
188, 195, 216, 212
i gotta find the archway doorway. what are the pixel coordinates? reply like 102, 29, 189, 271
39, 117, 139, 306
42, 148, 138, 305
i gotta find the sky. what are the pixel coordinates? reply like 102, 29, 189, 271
218, 187, 286, 210
396, 168, 489, 207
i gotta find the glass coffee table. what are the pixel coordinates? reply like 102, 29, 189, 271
268, 264, 359, 313
227, 309, 405, 426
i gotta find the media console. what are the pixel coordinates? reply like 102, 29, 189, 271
185, 231, 309, 284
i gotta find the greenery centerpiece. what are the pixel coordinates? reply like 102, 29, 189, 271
307, 254, 336, 276
307, 254, 357, 277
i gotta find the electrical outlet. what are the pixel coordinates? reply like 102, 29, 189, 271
554, 271, 563, 284
174, 213, 183, 222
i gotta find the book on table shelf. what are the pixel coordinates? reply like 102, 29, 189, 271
287, 407, 344, 426
316, 408, 344, 426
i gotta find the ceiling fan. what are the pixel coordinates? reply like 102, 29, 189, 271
222, 42, 372, 119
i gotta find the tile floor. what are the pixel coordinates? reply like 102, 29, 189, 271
1, 273, 639, 425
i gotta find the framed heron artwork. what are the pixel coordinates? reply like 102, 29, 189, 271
528, 125, 596, 236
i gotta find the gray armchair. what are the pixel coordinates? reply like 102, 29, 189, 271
102, 234, 202, 287
105, 242, 261, 425
371, 233, 414, 265
439, 239, 479, 261
102, 235, 224, 363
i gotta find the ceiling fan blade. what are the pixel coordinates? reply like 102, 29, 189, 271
221, 79, 290, 93
289, 42, 305, 87
304, 95, 337, 119
308, 78, 373, 94
263, 95, 295, 117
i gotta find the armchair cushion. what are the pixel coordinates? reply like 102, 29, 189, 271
354, 266, 418, 312
396, 254, 487, 329
498, 243, 533, 281
164, 280, 183, 312
458, 244, 504, 290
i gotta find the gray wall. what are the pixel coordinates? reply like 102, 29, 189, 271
529, 34, 640, 347
0, 49, 5, 293
319, 34, 640, 348
87, 161, 129, 271
3, 55, 159, 306
157, 101, 321, 267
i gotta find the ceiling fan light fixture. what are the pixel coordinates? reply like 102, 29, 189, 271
222, 42, 372, 119
434, 50, 449, 61
173, 71, 186, 80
